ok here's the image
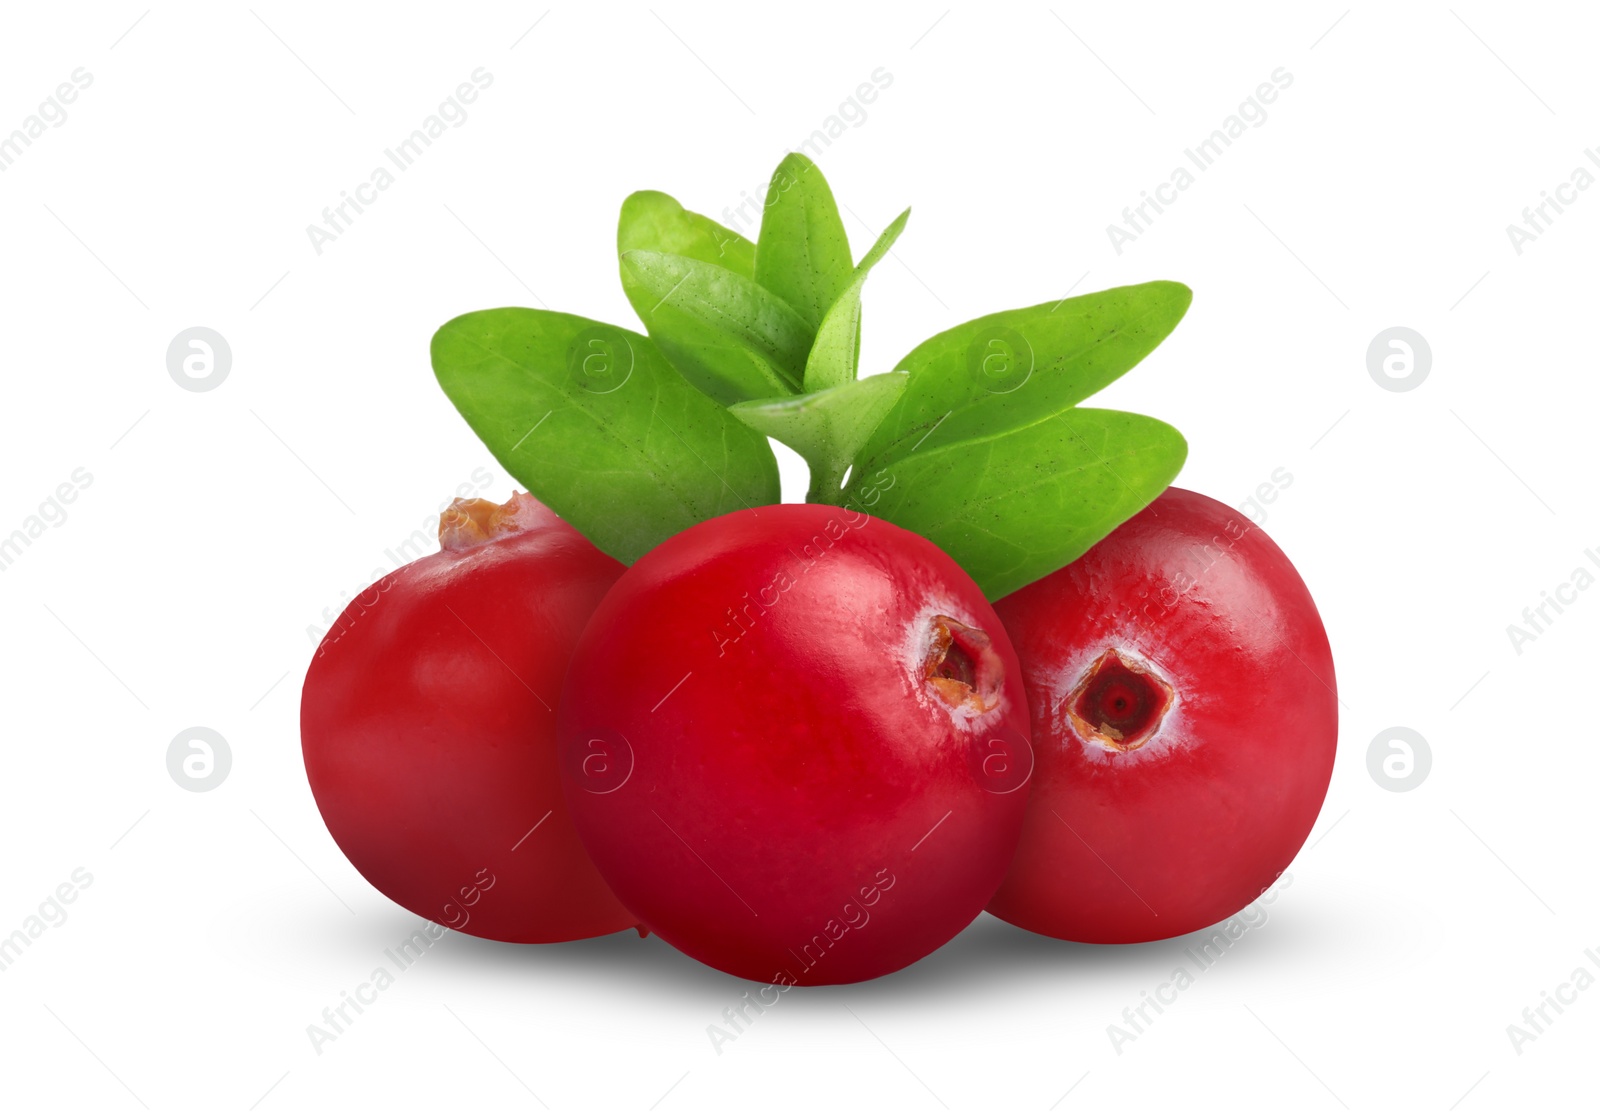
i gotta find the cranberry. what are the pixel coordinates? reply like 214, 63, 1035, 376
300, 492, 637, 942
987, 486, 1336, 943
558, 504, 1033, 984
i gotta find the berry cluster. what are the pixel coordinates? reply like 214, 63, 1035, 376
301, 156, 1336, 985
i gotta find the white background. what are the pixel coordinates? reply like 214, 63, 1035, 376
0, 2, 1593, 1116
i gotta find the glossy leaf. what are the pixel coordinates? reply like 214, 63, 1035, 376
754, 152, 855, 332
855, 281, 1192, 476
620, 249, 812, 405
803, 208, 911, 393
843, 408, 1187, 600
617, 190, 755, 327
432, 308, 779, 564
730, 372, 909, 502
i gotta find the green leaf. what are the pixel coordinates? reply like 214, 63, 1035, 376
843, 408, 1187, 600
754, 153, 855, 332
620, 249, 813, 406
730, 372, 909, 503
803, 208, 910, 393
855, 281, 1192, 475
431, 308, 779, 564
617, 190, 755, 326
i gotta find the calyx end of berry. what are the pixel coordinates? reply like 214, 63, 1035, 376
923, 615, 1005, 714
438, 491, 556, 551
1066, 649, 1174, 752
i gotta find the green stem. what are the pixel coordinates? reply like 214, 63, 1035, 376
804, 457, 849, 505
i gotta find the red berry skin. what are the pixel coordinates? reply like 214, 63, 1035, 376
300, 494, 637, 943
559, 504, 1034, 985
987, 487, 1336, 943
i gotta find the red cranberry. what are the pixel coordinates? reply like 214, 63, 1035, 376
559, 504, 1033, 984
300, 492, 636, 942
987, 486, 1336, 943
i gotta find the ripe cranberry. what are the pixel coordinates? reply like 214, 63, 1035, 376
558, 504, 1033, 984
987, 487, 1336, 943
301, 492, 637, 943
